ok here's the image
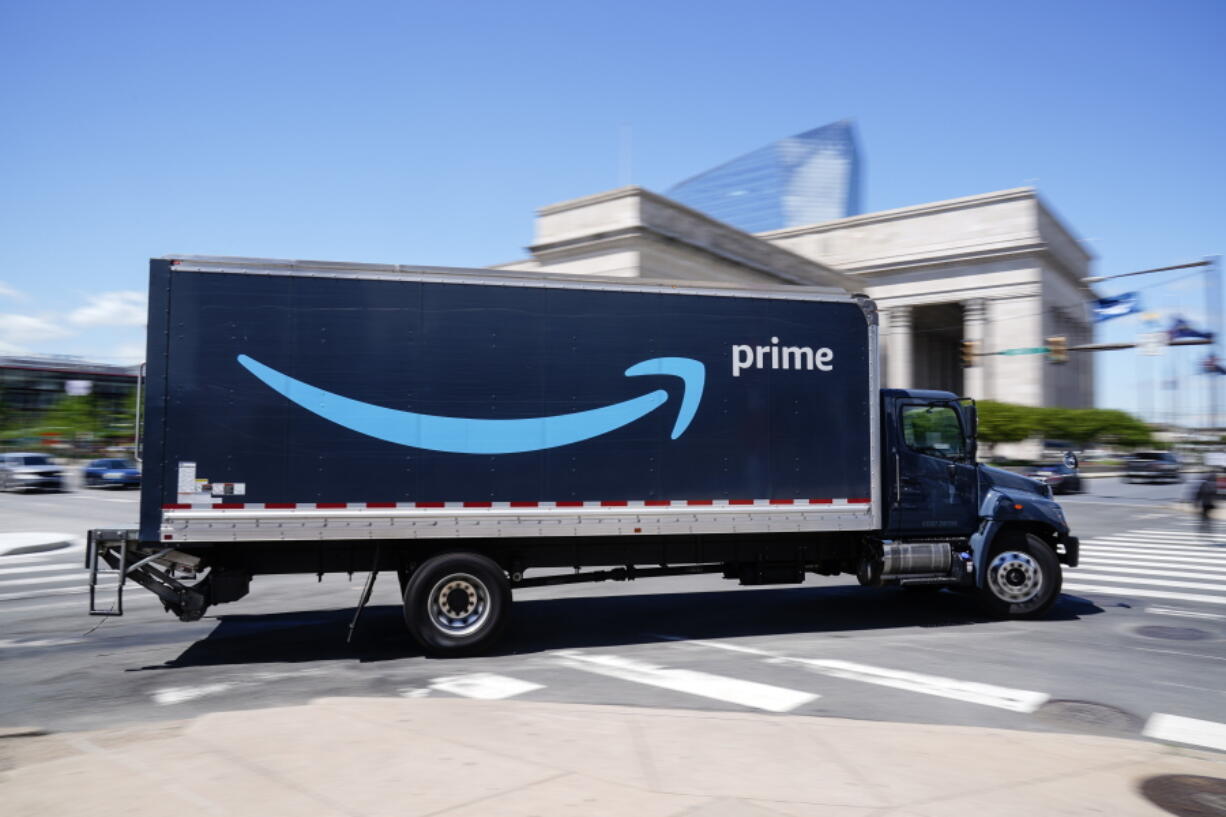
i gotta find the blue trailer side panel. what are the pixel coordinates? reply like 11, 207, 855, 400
141, 264, 872, 541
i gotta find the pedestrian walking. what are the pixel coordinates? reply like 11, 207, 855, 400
1196, 470, 1218, 532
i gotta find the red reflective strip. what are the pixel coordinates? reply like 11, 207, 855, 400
162, 503, 191, 510
463, 501, 492, 508
366, 502, 396, 508
645, 500, 671, 506
213, 503, 244, 510
556, 501, 583, 507
265, 502, 296, 509
770, 499, 795, 505
510, 501, 538, 507
849, 497, 871, 504
163, 534, 173, 540
416, 501, 445, 508
601, 500, 628, 507
687, 499, 713, 506
728, 499, 754, 505
809, 498, 833, 504
316, 502, 347, 509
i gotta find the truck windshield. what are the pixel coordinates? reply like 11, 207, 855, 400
901, 405, 965, 460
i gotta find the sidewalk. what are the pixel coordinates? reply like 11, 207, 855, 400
2, 697, 1223, 816
0, 532, 76, 557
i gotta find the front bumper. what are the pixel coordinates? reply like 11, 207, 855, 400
1057, 534, 1079, 567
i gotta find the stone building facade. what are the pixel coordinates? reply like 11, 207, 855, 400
492, 186, 1095, 409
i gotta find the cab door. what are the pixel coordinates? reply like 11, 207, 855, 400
887, 402, 979, 536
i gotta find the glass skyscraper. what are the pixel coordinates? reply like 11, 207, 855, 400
666, 120, 862, 233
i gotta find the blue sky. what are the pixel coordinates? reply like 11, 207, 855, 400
1, 0, 1222, 420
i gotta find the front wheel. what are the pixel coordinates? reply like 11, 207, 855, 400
977, 532, 1061, 618
403, 552, 510, 656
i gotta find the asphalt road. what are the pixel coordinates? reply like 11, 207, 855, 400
1, 475, 1223, 755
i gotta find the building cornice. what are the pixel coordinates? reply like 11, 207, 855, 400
757, 188, 1041, 238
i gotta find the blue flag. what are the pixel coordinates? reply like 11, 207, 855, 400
1169, 315, 1214, 342
1092, 293, 1141, 322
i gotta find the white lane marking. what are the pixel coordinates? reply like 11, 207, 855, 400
429, 673, 544, 700
0, 562, 90, 576
0, 584, 120, 602
1085, 539, 1223, 553
1079, 548, 1226, 566
1070, 573, 1226, 592
778, 657, 1048, 713
1135, 647, 1226, 662
0, 637, 83, 648
552, 650, 817, 713
1135, 514, 1172, 520
1064, 583, 1226, 605
657, 637, 1046, 713
1144, 713, 1226, 752
0, 573, 95, 587
1081, 556, 1226, 575
1135, 529, 1225, 538
1146, 606, 1226, 620
153, 683, 233, 705
0, 546, 86, 564
1073, 564, 1226, 581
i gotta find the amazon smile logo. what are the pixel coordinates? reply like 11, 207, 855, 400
237, 355, 705, 455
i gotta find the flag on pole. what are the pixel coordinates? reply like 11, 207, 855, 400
1168, 315, 1215, 341
1092, 293, 1141, 322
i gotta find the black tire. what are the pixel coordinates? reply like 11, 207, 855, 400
402, 552, 510, 656
977, 532, 1061, 618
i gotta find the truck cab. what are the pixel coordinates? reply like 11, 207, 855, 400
876, 389, 1079, 617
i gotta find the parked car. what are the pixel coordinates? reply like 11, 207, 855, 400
1124, 451, 1181, 483
82, 458, 141, 488
1026, 462, 1084, 495
0, 452, 67, 492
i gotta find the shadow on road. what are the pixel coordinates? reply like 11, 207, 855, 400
140, 586, 1103, 670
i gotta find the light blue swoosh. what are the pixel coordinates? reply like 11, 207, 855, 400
236, 354, 705, 455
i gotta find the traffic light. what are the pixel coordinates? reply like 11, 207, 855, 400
1047, 336, 1068, 364
961, 340, 977, 367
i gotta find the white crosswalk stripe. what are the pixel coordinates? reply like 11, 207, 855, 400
552, 649, 819, 712
0, 545, 126, 608
1069, 527, 1226, 610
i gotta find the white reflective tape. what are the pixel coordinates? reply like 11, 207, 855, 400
428, 673, 543, 700
552, 650, 817, 712
1143, 713, 1226, 752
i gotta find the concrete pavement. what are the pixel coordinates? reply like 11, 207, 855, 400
2, 697, 1223, 816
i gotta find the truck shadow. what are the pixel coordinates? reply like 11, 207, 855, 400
149, 586, 1103, 669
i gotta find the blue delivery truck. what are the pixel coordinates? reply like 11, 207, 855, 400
88, 256, 1079, 655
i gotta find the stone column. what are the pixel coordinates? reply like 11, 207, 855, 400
963, 298, 988, 399
885, 305, 913, 389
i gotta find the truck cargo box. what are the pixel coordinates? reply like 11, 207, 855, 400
141, 257, 880, 546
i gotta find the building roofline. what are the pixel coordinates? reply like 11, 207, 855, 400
757, 187, 1042, 238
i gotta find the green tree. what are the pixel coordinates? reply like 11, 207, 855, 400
975, 401, 1038, 455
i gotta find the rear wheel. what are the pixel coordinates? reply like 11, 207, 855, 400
977, 532, 1061, 618
402, 552, 510, 656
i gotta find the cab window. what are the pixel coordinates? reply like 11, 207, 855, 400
901, 405, 966, 460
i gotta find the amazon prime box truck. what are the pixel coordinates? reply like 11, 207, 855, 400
88, 256, 1079, 654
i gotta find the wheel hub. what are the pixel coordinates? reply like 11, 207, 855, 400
427, 573, 490, 636
987, 551, 1043, 604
